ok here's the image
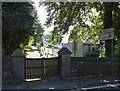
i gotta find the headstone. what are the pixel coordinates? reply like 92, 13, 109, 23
75, 38, 83, 57
68, 38, 83, 57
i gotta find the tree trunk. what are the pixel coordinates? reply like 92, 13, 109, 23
104, 2, 113, 57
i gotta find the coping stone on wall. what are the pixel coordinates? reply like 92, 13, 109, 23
11, 49, 25, 57
58, 47, 72, 55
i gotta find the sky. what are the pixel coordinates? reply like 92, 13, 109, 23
32, 0, 69, 43
32, 0, 51, 33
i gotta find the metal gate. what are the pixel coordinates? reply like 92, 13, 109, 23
25, 58, 59, 80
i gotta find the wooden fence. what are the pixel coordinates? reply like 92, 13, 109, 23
25, 57, 59, 80
71, 57, 120, 77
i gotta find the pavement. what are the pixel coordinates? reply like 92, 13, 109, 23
2, 76, 120, 91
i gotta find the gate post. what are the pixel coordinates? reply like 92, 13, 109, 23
11, 49, 25, 83
58, 47, 72, 77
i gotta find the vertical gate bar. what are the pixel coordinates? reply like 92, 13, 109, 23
53, 58, 54, 75
44, 59, 45, 79
33, 60, 34, 78
57, 58, 58, 75
31, 60, 33, 78
32, 60, 33, 78
34, 60, 35, 77
39, 60, 41, 78
24, 57, 26, 80
32, 60, 35, 77
41, 58, 44, 79
39, 60, 41, 77
33, 60, 36, 77
44, 59, 46, 79
50, 59, 51, 77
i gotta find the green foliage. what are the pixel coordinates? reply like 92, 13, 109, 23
40, 2, 104, 44
112, 3, 120, 42
40, 2, 120, 46
103, 2, 120, 57
31, 19, 44, 48
2, 2, 44, 55
114, 42, 120, 57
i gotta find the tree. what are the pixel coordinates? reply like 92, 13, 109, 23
2, 2, 44, 55
40, 2, 104, 44
103, 2, 113, 57
31, 19, 44, 50
103, 2, 120, 57
40, 2, 120, 56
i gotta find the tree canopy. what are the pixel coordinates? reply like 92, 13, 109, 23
40, 2, 120, 57
40, 2, 120, 44
2, 2, 44, 55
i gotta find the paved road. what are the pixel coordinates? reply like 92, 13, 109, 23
2, 76, 120, 91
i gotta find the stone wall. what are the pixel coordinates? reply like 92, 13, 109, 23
3, 49, 25, 84
71, 57, 120, 77
2, 55, 14, 83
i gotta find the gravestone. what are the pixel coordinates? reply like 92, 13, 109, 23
68, 38, 83, 57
